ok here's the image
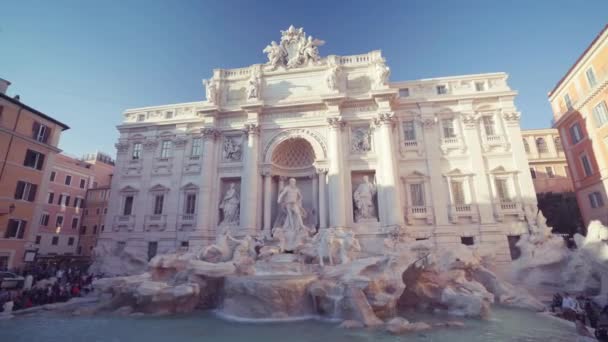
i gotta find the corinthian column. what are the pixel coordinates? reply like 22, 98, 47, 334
239, 123, 260, 233
317, 168, 328, 229
374, 113, 404, 229
198, 128, 220, 233
327, 117, 347, 228
262, 169, 272, 232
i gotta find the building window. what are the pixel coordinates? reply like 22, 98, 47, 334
68, 237, 75, 246
581, 154, 593, 177
475, 82, 485, 91
71, 217, 79, 229
47, 192, 54, 204
523, 139, 530, 153
104, 208, 107, 214
137, 114, 146, 122
4, 219, 27, 239
403, 121, 416, 141
14, 181, 37, 202
79, 178, 86, 189
530, 168, 536, 179
554, 137, 563, 152
461, 236, 475, 246
165, 111, 173, 119
73, 198, 80, 208
536, 138, 548, 153
570, 123, 583, 144
32, 122, 51, 143
442, 119, 456, 138
586, 67, 597, 88
35, 235, 41, 245
123, 196, 134, 215
40, 213, 50, 227
545, 166, 555, 178
399, 88, 410, 97
160, 140, 172, 159
191, 138, 202, 156
80, 226, 87, 235
132, 142, 142, 160
50, 171, 56, 182
96, 208, 100, 215
482, 116, 496, 136
409, 183, 425, 206
101, 225, 105, 232
563, 166, 569, 177
494, 178, 511, 202
181, 241, 189, 249
564, 94, 573, 111
55, 215, 64, 229
23, 149, 45, 170
65, 175, 72, 186
64, 195, 71, 207
51, 236, 59, 245
148, 241, 158, 261
153, 194, 164, 215
589, 192, 605, 208
450, 181, 466, 205
185, 193, 196, 214
436, 85, 447, 95
593, 101, 608, 128
93, 225, 98, 234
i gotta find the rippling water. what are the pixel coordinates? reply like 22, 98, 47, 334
0, 307, 578, 342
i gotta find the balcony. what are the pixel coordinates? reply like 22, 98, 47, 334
494, 201, 524, 222
113, 215, 135, 231
481, 134, 509, 152
449, 204, 479, 223
405, 206, 434, 225
144, 214, 167, 231
440, 137, 465, 154
178, 214, 197, 230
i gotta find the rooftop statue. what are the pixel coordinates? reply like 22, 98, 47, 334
263, 25, 325, 70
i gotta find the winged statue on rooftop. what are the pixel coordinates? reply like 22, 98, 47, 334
263, 26, 325, 70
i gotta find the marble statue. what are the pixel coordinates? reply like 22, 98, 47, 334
247, 71, 261, 99
277, 178, 311, 251
264, 26, 325, 69
353, 175, 377, 221
219, 183, 240, 225
326, 61, 340, 91
352, 127, 372, 153
223, 137, 242, 161
312, 228, 361, 266
203, 78, 218, 104
374, 59, 390, 87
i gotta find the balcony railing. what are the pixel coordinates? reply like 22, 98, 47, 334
442, 137, 459, 145
144, 214, 167, 231
494, 201, 524, 222
113, 215, 135, 231
405, 206, 433, 225
178, 214, 197, 230
449, 204, 478, 223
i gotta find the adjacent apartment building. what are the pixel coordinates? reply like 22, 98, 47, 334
522, 128, 573, 194
33, 152, 113, 258
549, 24, 608, 226
0, 78, 69, 270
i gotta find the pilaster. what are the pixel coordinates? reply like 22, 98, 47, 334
327, 117, 347, 228
239, 119, 261, 233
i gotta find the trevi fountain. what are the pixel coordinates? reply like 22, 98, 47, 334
2, 26, 608, 342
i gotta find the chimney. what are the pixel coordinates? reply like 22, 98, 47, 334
0, 78, 10, 95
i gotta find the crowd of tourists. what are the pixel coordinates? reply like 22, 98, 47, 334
0, 265, 96, 313
551, 292, 608, 341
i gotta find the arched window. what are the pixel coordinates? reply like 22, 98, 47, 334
522, 139, 530, 153
554, 136, 563, 152
536, 137, 548, 153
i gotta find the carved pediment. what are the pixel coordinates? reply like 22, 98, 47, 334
181, 182, 199, 190
149, 184, 170, 192
120, 185, 139, 193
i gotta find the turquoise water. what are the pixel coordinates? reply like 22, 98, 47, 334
0, 307, 578, 342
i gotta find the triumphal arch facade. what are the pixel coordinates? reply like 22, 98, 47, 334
102, 26, 542, 262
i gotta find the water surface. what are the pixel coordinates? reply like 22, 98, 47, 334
0, 307, 578, 342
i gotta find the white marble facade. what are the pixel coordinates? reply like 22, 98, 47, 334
100, 26, 538, 262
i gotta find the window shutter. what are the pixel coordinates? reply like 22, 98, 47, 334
14, 181, 25, 199
42, 127, 51, 143
28, 184, 38, 202
37, 153, 45, 170
32, 122, 40, 139
17, 221, 26, 239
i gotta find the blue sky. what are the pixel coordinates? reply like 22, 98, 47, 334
1, 0, 607, 157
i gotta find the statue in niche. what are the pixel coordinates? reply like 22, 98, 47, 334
203, 78, 218, 104
247, 71, 260, 99
325, 61, 340, 91
374, 58, 390, 88
353, 175, 377, 221
263, 41, 287, 70
276, 178, 312, 251
219, 183, 240, 225
352, 127, 372, 153
223, 136, 242, 161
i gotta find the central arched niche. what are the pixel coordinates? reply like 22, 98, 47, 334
269, 137, 317, 228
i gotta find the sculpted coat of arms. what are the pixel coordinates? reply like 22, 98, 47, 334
263, 25, 325, 70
